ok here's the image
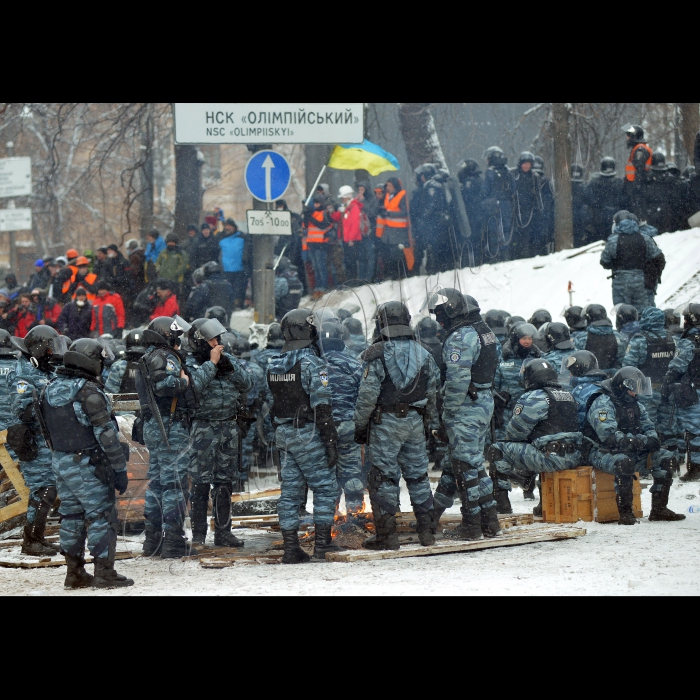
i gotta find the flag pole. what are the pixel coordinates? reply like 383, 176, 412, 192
305, 165, 327, 207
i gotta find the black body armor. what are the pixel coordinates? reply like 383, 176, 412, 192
119, 360, 141, 394
39, 385, 100, 453
377, 355, 428, 411
268, 362, 312, 423
529, 388, 579, 443
469, 320, 499, 385
637, 332, 675, 383
586, 332, 619, 369
613, 232, 646, 270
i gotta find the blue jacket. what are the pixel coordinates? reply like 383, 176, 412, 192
145, 236, 166, 264
219, 232, 246, 273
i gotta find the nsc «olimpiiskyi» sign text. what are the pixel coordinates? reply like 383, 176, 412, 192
174, 103, 364, 145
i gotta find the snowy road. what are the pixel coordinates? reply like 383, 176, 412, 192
2, 481, 698, 596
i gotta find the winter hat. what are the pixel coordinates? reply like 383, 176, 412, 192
35, 259, 44, 268
165, 233, 179, 245
225, 218, 238, 228
338, 185, 355, 199
75, 287, 88, 297
187, 224, 198, 232
107, 244, 119, 253
201, 222, 212, 232
97, 281, 113, 292
98, 246, 109, 254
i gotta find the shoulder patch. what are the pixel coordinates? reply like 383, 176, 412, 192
319, 369, 329, 387
166, 359, 177, 373
16, 380, 29, 394
449, 350, 461, 364
513, 404, 523, 415
598, 411, 608, 422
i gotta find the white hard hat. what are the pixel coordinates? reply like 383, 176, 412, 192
54, 256, 67, 266
338, 185, 355, 199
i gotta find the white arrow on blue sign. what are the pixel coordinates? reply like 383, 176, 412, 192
244, 150, 291, 203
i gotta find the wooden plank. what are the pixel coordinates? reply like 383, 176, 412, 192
0, 551, 135, 569
325, 526, 587, 563
231, 488, 281, 503
0, 431, 30, 525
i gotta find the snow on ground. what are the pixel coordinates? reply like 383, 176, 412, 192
1, 480, 699, 596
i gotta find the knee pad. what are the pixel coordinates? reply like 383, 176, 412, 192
614, 456, 636, 477
404, 473, 429, 487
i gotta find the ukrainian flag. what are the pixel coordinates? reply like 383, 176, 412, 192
328, 139, 400, 177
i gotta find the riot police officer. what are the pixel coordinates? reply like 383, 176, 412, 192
614, 304, 640, 344
457, 158, 484, 236
39, 339, 133, 588
488, 359, 583, 514
542, 323, 576, 383
481, 147, 516, 261
105, 329, 146, 394
184, 318, 253, 547
429, 291, 501, 540
251, 323, 285, 372
483, 310, 508, 344
585, 157, 624, 243
135, 315, 197, 558
9, 327, 68, 556
512, 152, 546, 259
0, 330, 19, 436
564, 306, 587, 343
574, 304, 625, 375
584, 367, 684, 523
267, 309, 339, 563
275, 257, 304, 320
566, 351, 609, 431
354, 302, 440, 549
662, 303, 700, 481
342, 318, 369, 359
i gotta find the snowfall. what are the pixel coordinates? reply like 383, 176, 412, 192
2, 228, 700, 596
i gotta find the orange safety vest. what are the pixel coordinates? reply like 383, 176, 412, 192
72, 273, 97, 301
383, 190, 408, 229
305, 210, 332, 245
61, 265, 79, 295
625, 143, 653, 182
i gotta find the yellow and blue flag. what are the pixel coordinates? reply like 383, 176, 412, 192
328, 139, 400, 177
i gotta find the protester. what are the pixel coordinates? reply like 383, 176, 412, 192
190, 222, 221, 270
8, 293, 36, 338
90, 282, 126, 336
150, 280, 179, 319
56, 288, 93, 339
144, 229, 166, 282
155, 234, 189, 297
218, 219, 247, 308
30, 289, 61, 326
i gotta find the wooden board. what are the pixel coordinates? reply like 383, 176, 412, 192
231, 488, 281, 503
325, 526, 586, 563
0, 430, 29, 523
114, 417, 150, 523
0, 551, 135, 569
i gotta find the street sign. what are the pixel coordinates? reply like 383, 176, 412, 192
0, 158, 32, 198
174, 103, 364, 145
244, 150, 291, 203
0, 208, 32, 232
246, 210, 292, 236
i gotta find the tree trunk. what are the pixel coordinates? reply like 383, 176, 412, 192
139, 112, 154, 239
397, 103, 447, 172
679, 103, 700, 167
173, 145, 202, 240
552, 103, 574, 252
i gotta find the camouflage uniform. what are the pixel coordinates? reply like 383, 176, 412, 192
570, 374, 608, 431
353, 340, 439, 517
434, 325, 497, 517
543, 348, 575, 387
666, 326, 700, 474
104, 359, 128, 394
345, 333, 369, 359
491, 388, 583, 486
44, 374, 125, 561
0, 355, 19, 431
574, 325, 626, 375
238, 357, 271, 481
623, 307, 678, 454
323, 346, 364, 511
138, 345, 192, 535
268, 348, 338, 531
10, 361, 56, 527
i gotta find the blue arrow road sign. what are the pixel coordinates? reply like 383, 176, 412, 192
244, 150, 291, 203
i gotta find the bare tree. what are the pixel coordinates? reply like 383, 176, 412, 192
397, 103, 447, 171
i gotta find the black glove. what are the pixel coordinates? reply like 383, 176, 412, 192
354, 426, 368, 445
433, 424, 449, 444
325, 443, 338, 470
315, 404, 339, 469
114, 470, 129, 495
644, 436, 661, 453
619, 436, 645, 453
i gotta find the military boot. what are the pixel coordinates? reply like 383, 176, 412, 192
480, 505, 502, 539
616, 476, 638, 525
362, 513, 400, 550
190, 483, 210, 546
21, 487, 59, 557
212, 484, 244, 548
445, 470, 483, 540
649, 471, 686, 522
64, 553, 94, 590
533, 479, 543, 517
522, 475, 537, 501
491, 473, 513, 515
281, 529, 310, 564
429, 505, 447, 533
415, 511, 436, 547
142, 523, 164, 557
92, 556, 134, 589
312, 523, 342, 561
161, 529, 198, 559
680, 457, 700, 482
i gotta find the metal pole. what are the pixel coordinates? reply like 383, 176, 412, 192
6, 141, 16, 273
305, 165, 327, 207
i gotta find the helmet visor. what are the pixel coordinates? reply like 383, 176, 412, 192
51, 336, 70, 357
621, 373, 653, 397
194, 318, 227, 343
97, 339, 115, 363
674, 303, 694, 328
171, 315, 192, 335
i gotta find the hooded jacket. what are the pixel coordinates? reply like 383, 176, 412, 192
156, 245, 189, 283
57, 300, 93, 339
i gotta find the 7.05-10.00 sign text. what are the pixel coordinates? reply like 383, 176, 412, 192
246, 210, 292, 236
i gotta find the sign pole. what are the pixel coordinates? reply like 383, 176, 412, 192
5, 142, 16, 272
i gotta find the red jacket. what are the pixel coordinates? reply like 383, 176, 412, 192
332, 199, 365, 243
90, 292, 125, 335
150, 294, 180, 320
14, 309, 36, 338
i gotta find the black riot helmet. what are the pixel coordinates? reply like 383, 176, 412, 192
684, 166, 696, 180
205, 306, 228, 327
563, 350, 600, 378
584, 304, 609, 326
125, 329, 146, 356
276, 256, 292, 272
342, 317, 363, 337
533, 156, 545, 173
281, 309, 318, 351
415, 163, 438, 187
319, 319, 345, 352
13, 326, 65, 370
203, 261, 223, 277
505, 315, 526, 335
63, 338, 109, 378
192, 267, 206, 285
0, 329, 16, 357
528, 309, 552, 330
614, 304, 638, 331
267, 322, 285, 349
564, 306, 586, 331
457, 159, 481, 183
335, 308, 352, 322
610, 366, 652, 397
312, 306, 340, 327
666, 162, 680, 177
143, 315, 191, 349
416, 316, 440, 339
623, 124, 645, 145
651, 151, 667, 171
518, 152, 535, 169
600, 157, 617, 177
613, 210, 639, 226
674, 302, 700, 329
483, 309, 508, 335
509, 322, 537, 347
222, 332, 249, 357
544, 322, 574, 351
571, 164, 584, 182
664, 308, 682, 334
376, 301, 413, 339
188, 318, 227, 355
485, 146, 508, 168
430, 289, 480, 330
521, 358, 559, 391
